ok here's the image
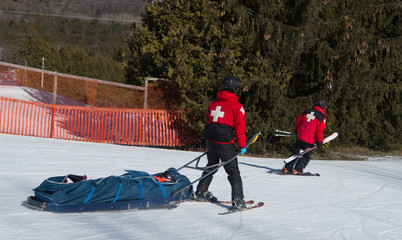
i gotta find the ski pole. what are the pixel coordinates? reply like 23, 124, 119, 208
173, 132, 262, 197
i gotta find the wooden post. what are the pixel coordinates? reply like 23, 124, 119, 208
52, 72, 57, 105
144, 77, 164, 109
144, 77, 149, 109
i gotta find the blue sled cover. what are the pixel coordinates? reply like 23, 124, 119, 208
23, 168, 192, 213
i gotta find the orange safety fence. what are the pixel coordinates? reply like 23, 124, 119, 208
0, 97, 187, 147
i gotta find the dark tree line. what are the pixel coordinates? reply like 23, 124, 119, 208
125, 0, 401, 152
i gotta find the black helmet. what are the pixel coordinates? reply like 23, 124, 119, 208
222, 76, 240, 93
314, 98, 327, 110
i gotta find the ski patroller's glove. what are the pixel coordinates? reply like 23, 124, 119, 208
240, 148, 247, 155
316, 141, 323, 149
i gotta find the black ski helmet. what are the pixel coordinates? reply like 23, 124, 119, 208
222, 76, 240, 93
314, 98, 327, 110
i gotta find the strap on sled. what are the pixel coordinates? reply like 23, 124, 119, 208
130, 177, 145, 200
83, 184, 96, 204
113, 177, 123, 203
152, 176, 167, 198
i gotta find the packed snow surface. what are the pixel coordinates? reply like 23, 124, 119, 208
0, 134, 401, 240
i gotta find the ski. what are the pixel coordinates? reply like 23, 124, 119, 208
187, 199, 254, 205
267, 170, 320, 177
187, 199, 255, 211
218, 202, 264, 215
284, 132, 338, 164
267, 129, 297, 137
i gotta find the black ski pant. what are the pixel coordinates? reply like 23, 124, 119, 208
284, 139, 314, 173
196, 141, 244, 200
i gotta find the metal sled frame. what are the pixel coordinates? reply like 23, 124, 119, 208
177, 152, 212, 172
176, 153, 226, 172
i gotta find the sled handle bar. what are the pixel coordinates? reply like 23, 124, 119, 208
177, 152, 207, 171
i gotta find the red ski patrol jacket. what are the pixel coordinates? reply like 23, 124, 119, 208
205, 90, 247, 148
294, 106, 327, 144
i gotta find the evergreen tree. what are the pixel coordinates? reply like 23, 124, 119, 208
125, 0, 401, 151
17, 29, 59, 70
317, 0, 401, 150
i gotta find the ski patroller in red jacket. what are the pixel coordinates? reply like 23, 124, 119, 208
294, 106, 327, 145
205, 90, 247, 148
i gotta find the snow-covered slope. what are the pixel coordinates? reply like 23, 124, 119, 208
0, 85, 88, 106
0, 134, 401, 240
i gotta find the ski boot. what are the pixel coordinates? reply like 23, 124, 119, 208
192, 191, 218, 203
230, 197, 246, 211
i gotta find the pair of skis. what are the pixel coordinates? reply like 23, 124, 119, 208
267, 132, 338, 177
187, 199, 264, 215
269, 171, 320, 177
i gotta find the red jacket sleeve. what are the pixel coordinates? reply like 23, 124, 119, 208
294, 114, 303, 132
233, 104, 246, 148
